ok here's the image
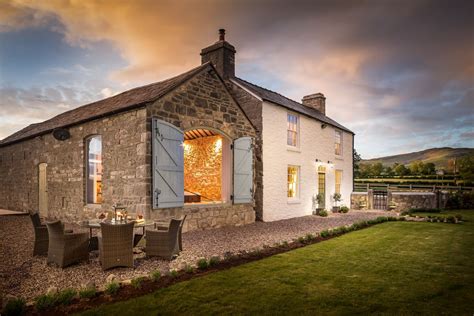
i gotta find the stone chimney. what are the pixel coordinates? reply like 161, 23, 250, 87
201, 29, 236, 79
302, 93, 326, 115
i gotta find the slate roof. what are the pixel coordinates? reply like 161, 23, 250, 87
232, 77, 353, 134
0, 63, 211, 147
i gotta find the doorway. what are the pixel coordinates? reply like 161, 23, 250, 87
318, 166, 326, 208
38, 163, 48, 215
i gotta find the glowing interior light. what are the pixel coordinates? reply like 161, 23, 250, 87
215, 137, 222, 153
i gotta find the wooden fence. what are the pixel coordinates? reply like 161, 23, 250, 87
354, 183, 474, 193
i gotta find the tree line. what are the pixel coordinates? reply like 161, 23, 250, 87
353, 150, 474, 183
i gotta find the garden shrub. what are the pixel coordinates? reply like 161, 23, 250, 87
35, 294, 55, 311
446, 191, 474, 209
298, 236, 305, 243
197, 258, 209, 270
150, 270, 161, 281
455, 214, 463, 221
209, 256, 220, 267
398, 216, 407, 221
55, 288, 76, 305
319, 209, 328, 217
282, 241, 289, 247
184, 264, 195, 273
305, 233, 315, 241
79, 287, 96, 299
170, 270, 179, 278
320, 230, 329, 238
131, 277, 145, 289
3, 297, 26, 316
105, 282, 120, 295
340, 206, 349, 213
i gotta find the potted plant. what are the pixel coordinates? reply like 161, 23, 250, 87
332, 193, 342, 213
312, 193, 325, 215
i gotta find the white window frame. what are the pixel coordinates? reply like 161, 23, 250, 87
287, 165, 301, 202
287, 113, 300, 149
335, 130, 343, 157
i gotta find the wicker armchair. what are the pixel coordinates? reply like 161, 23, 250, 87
146, 217, 186, 260
99, 222, 135, 270
46, 221, 89, 268
30, 212, 49, 256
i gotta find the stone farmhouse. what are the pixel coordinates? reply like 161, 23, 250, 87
0, 30, 353, 231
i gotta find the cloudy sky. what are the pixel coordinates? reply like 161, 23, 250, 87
0, 0, 472, 158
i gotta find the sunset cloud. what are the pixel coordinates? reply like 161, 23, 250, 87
0, 0, 472, 157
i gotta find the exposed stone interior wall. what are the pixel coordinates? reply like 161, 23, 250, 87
184, 135, 222, 201
146, 67, 257, 230
0, 109, 148, 221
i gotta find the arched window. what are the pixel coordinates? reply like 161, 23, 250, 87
86, 136, 102, 204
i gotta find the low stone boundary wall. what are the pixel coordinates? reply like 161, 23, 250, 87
351, 190, 448, 212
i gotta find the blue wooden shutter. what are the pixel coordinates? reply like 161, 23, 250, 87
152, 118, 184, 209
233, 137, 253, 204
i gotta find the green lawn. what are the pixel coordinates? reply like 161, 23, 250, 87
80, 211, 474, 315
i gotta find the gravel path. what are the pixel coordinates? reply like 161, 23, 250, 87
0, 210, 392, 299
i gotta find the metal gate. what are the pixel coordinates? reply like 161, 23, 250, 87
373, 190, 387, 210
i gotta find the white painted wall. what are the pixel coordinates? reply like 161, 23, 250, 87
261, 101, 353, 221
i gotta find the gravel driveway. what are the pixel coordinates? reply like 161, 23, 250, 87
0, 210, 391, 300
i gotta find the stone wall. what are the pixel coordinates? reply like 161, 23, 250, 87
351, 192, 369, 210
149, 203, 255, 232
351, 191, 441, 212
390, 192, 437, 212
0, 66, 257, 232
0, 109, 148, 221
184, 135, 222, 201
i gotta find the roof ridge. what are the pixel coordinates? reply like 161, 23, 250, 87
235, 77, 303, 106
0, 62, 212, 146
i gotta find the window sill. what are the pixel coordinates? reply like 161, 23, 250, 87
84, 204, 102, 209
287, 146, 301, 153
335, 155, 343, 160
184, 202, 231, 209
287, 199, 301, 204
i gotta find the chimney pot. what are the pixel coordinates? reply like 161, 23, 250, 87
219, 29, 226, 41
302, 93, 326, 115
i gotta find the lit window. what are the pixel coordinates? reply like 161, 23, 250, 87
86, 136, 102, 204
288, 165, 299, 198
335, 130, 342, 156
287, 114, 299, 147
335, 170, 342, 194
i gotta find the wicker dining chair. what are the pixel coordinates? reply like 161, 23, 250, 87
146, 217, 186, 260
99, 221, 135, 270
46, 221, 89, 268
30, 212, 49, 256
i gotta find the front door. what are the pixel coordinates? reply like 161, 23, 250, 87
38, 163, 48, 215
318, 172, 326, 208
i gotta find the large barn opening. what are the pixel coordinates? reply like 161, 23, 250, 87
183, 128, 231, 204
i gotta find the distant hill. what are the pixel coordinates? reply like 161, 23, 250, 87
362, 147, 474, 169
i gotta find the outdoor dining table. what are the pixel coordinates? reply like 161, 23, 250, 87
80, 219, 155, 250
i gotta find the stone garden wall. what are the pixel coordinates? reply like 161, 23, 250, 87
351, 192, 369, 210
351, 190, 447, 212
389, 192, 437, 212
